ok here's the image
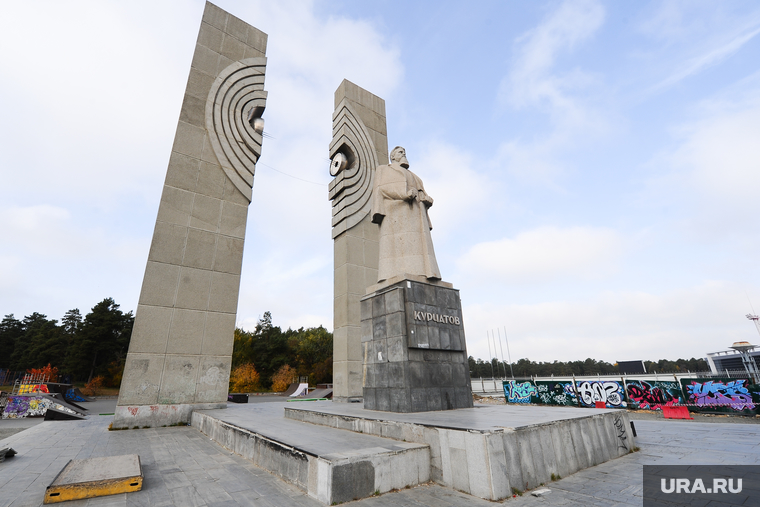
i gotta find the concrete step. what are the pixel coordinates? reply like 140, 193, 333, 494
191, 403, 429, 505
284, 402, 637, 501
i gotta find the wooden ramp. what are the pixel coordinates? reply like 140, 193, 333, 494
44, 454, 142, 504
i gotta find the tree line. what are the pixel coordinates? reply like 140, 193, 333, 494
468, 356, 709, 378
231, 311, 333, 390
0, 298, 134, 385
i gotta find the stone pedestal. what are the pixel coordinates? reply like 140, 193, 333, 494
361, 279, 473, 412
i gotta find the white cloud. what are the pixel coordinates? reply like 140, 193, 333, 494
463, 281, 754, 363
410, 141, 491, 239
501, 0, 604, 116
653, 24, 760, 91
458, 226, 624, 284
644, 77, 760, 239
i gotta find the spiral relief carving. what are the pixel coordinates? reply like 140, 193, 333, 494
328, 100, 378, 238
205, 57, 268, 203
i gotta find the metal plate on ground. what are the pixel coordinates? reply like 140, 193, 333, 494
44, 454, 142, 504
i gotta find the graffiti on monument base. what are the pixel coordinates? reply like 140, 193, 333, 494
535, 381, 578, 406
681, 378, 758, 414
504, 380, 538, 403
626, 380, 681, 410
577, 380, 626, 408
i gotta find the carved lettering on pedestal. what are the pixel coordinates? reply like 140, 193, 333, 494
413, 310, 460, 325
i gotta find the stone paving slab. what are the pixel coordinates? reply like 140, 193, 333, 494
1, 410, 758, 506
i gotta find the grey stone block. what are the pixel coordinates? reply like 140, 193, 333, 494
388, 362, 406, 388
372, 294, 386, 317
385, 288, 403, 313
375, 389, 390, 411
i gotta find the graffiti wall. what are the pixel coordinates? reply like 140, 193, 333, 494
626, 380, 682, 410
501, 376, 760, 415
576, 380, 626, 408
534, 381, 578, 407
680, 378, 759, 415
503, 380, 538, 404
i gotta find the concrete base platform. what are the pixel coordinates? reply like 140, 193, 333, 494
192, 403, 429, 504
284, 402, 636, 501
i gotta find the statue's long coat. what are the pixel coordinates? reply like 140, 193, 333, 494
371, 162, 441, 282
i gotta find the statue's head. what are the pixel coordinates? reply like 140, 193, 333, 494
390, 146, 409, 168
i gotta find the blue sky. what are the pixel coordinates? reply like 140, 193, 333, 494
2, 0, 760, 364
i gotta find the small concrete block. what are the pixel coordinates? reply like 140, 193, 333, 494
190, 194, 223, 232
117, 353, 164, 405
361, 319, 373, 343
190, 43, 220, 77
360, 298, 372, 321
44, 455, 142, 504
532, 488, 551, 497
138, 261, 180, 307
389, 388, 410, 413
157, 185, 194, 227
385, 289, 403, 313
331, 461, 374, 504
167, 308, 206, 355
372, 316, 386, 340
196, 356, 232, 403
375, 389, 390, 411
219, 201, 248, 239
179, 93, 206, 128
175, 266, 212, 310
386, 312, 405, 338
372, 294, 386, 317
198, 21, 224, 53
129, 305, 173, 354
165, 151, 200, 192
388, 363, 405, 388
246, 25, 268, 52
172, 121, 206, 159
212, 235, 244, 275
203, 311, 236, 356
196, 161, 225, 199
202, 1, 228, 30
183, 228, 216, 270
157, 355, 200, 404
208, 271, 241, 313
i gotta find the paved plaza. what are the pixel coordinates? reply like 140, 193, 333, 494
1, 403, 759, 506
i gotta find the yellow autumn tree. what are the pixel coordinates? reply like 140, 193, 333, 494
271, 365, 297, 392
229, 363, 260, 393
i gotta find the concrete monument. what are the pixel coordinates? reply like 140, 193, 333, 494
329, 80, 387, 402
113, 2, 268, 428
361, 147, 473, 412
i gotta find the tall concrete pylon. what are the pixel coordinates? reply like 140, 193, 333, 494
113, 2, 268, 428
328, 81, 388, 401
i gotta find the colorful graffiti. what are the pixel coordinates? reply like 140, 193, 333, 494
681, 378, 758, 413
626, 380, 681, 410
576, 380, 626, 408
17, 384, 49, 394
504, 380, 538, 403
534, 381, 578, 406
500, 376, 759, 415
1, 395, 78, 419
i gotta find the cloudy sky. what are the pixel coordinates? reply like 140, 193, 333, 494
2, 0, 760, 365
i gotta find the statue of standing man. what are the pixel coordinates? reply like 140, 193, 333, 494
371, 146, 441, 283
